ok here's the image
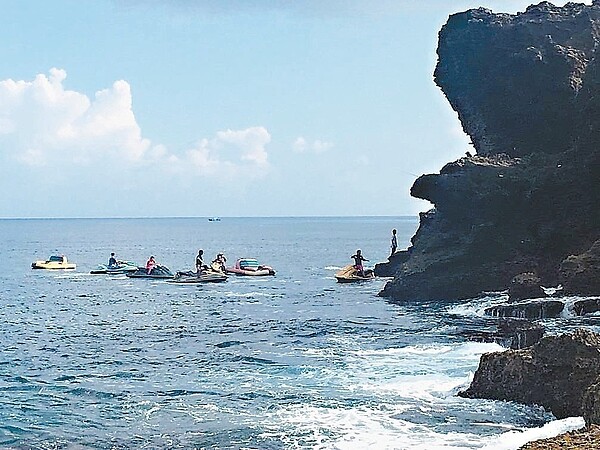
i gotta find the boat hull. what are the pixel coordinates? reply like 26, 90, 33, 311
226, 267, 275, 276
126, 266, 174, 279
32, 261, 76, 270
90, 263, 137, 275
335, 274, 374, 283
168, 272, 227, 284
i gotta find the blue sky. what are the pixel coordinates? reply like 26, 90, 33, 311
0, 0, 588, 218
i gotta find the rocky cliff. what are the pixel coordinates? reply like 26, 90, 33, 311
379, 1, 600, 302
459, 328, 600, 420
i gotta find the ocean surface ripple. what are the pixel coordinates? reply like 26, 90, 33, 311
0, 217, 594, 449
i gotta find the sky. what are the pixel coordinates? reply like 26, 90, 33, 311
0, 0, 591, 218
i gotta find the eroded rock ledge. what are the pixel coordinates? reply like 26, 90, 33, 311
460, 329, 600, 422
378, 1, 600, 302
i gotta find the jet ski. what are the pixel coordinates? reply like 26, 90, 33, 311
167, 270, 228, 284
32, 255, 76, 270
126, 265, 174, 279
90, 261, 137, 274
226, 258, 276, 276
335, 265, 375, 283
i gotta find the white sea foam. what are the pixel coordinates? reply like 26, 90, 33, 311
446, 295, 509, 317
265, 340, 532, 449
561, 296, 580, 318
481, 416, 585, 449
262, 403, 497, 449
296, 342, 502, 413
338, 343, 501, 401
325, 266, 343, 271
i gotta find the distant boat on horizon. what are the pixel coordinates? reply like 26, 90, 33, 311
208, 217, 221, 222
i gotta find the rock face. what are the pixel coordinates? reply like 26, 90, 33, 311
380, 2, 600, 302
508, 272, 546, 302
559, 239, 600, 296
583, 380, 600, 426
459, 328, 600, 420
497, 319, 544, 349
484, 299, 564, 319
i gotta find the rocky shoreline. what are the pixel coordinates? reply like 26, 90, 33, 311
519, 425, 600, 449
376, 1, 600, 448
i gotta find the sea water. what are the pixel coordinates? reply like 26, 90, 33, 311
0, 217, 589, 449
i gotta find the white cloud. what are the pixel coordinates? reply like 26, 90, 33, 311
0, 68, 150, 166
293, 136, 333, 154
292, 137, 307, 153
0, 69, 271, 181
216, 127, 270, 166
184, 126, 271, 178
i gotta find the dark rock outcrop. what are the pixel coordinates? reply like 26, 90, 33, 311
374, 250, 409, 278
559, 239, 600, 296
380, 2, 600, 302
508, 272, 546, 302
484, 299, 564, 319
459, 328, 600, 420
497, 318, 544, 349
583, 378, 600, 426
574, 298, 600, 316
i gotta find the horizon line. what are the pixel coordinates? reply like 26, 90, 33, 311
0, 214, 419, 220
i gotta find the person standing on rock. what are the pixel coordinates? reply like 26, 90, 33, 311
390, 229, 397, 256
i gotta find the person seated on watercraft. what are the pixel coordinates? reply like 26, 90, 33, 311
196, 249, 205, 275
146, 256, 157, 274
212, 253, 227, 273
108, 252, 118, 268
351, 249, 369, 277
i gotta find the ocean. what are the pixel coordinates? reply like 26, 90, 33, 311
0, 217, 587, 449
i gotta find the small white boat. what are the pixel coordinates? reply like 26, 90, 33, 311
208, 217, 221, 222
31, 255, 76, 270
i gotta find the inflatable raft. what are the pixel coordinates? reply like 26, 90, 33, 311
226, 258, 275, 276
